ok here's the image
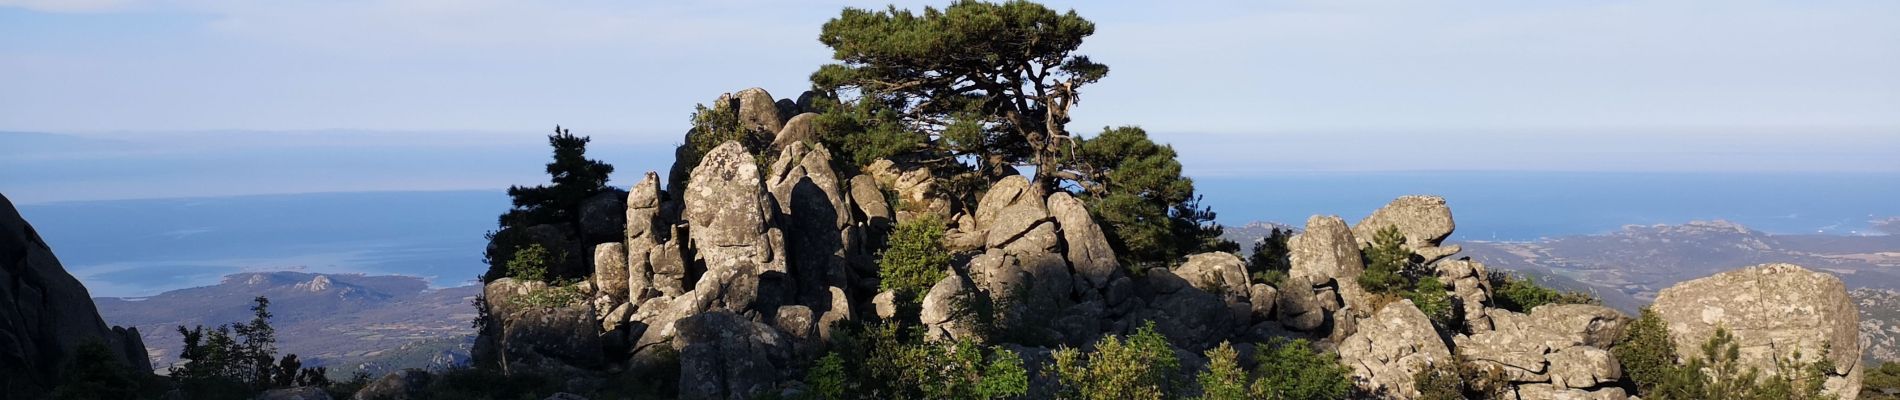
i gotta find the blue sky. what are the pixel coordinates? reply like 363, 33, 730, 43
3, 0, 1899, 202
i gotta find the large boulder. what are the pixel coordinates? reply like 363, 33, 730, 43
1351, 195, 1460, 263
1336, 300, 1453, 399
1047, 192, 1118, 288
1288, 215, 1365, 285
0, 193, 153, 397
578, 189, 628, 241
623, 172, 672, 304
865, 159, 953, 222
1175, 252, 1249, 305
732, 87, 786, 136
769, 113, 820, 153
1435, 259, 1494, 332
1130, 268, 1239, 351
592, 243, 629, 311
766, 142, 850, 305
479, 278, 604, 370
683, 141, 787, 314
1351, 195, 1456, 248
971, 175, 1034, 233
1277, 276, 1327, 332
351, 369, 431, 400
920, 274, 981, 342
1651, 263, 1862, 399
673, 311, 790, 400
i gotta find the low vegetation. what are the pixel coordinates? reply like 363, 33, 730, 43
1356, 226, 1455, 326
814, 322, 1029, 400
1865, 361, 1900, 400
1615, 308, 1838, 400
1487, 271, 1599, 312
1052, 322, 1181, 400
1246, 227, 1294, 286
878, 214, 953, 305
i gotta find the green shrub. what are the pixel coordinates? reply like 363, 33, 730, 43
1864, 361, 1900, 400
518, 283, 587, 308
1487, 271, 1597, 312
1615, 308, 1684, 395
1249, 338, 1354, 400
1196, 342, 1247, 400
1409, 354, 1508, 400
1616, 309, 1839, 400
824, 322, 1026, 400
878, 214, 951, 305
1052, 321, 1181, 400
1404, 277, 1456, 327
506, 243, 553, 283
1358, 226, 1413, 294
1247, 227, 1294, 286
805, 353, 848, 400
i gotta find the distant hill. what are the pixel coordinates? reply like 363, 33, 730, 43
1456, 220, 1900, 303
95, 272, 479, 379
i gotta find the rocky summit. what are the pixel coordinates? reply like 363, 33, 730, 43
460, 88, 1869, 400
1, 193, 152, 397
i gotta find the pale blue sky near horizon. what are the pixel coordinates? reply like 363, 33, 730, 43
4, 0, 1900, 204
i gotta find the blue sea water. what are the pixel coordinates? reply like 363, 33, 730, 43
13, 171, 1897, 297
1195, 171, 1900, 240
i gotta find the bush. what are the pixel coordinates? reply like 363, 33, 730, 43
1357, 226, 1413, 294
823, 322, 1027, 400
1249, 338, 1354, 400
1865, 361, 1900, 400
1052, 321, 1181, 400
1247, 227, 1294, 286
1487, 271, 1598, 312
1409, 354, 1508, 400
518, 283, 587, 308
505, 243, 554, 283
806, 353, 848, 400
1196, 342, 1248, 400
878, 214, 951, 305
1615, 308, 1683, 395
1616, 308, 1839, 400
1403, 277, 1456, 328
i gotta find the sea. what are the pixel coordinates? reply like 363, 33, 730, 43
15, 171, 1897, 298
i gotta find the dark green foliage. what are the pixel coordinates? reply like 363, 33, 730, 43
505, 243, 554, 282
1249, 338, 1354, 400
482, 126, 614, 283
1409, 354, 1509, 400
805, 353, 849, 400
1616, 309, 1839, 400
170, 296, 321, 399
679, 101, 774, 177
49, 340, 138, 400
1248, 227, 1295, 285
821, 322, 1029, 399
1355, 226, 1456, 327
1616, 308, 1683, 395
878, 214, 952, 305
806, 94, 928, 169
1404, 277, 1456, 327
1487, 271, 1599, 312
1864, 361, 1900, 400
813, 0, 1105, 181
1358, 226, 1413, 294
1076, 126, 1226, 269
1196, 342, 1248, 400
1051, 321, 1181, 400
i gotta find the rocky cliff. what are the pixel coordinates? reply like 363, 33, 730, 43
469, 88, 1866, 400
1, 192, 153, 396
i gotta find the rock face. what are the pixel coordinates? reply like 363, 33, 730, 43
1456, 305, 1631, 396
1337, 300, 1453, 399
683, 141, 786, 314
1047, 193, 1117, 288
1351, 195, 1461, 263
1288, 215, 1364, 286
479, 278, 604, 370
0, 193, 153, 397
673, 311, 789, 400
352, 369, 432, 400
1652, 263, 1863, 399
